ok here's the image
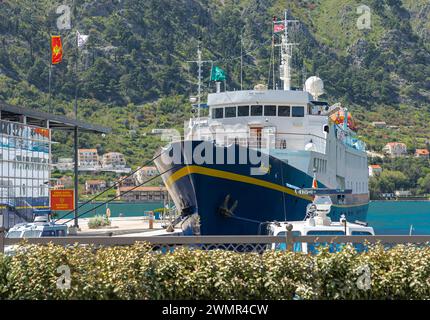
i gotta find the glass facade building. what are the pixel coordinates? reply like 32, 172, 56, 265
0, 119, 51, 228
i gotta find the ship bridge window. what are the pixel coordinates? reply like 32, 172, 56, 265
278, 106, 291, 117
238, 105, 250, 117
309, 104, 322, 115
251, 105, 263, 116
292, 106, 305, 117
264, 105, 276, 116
213, 108, 224, 119
225, 106, 237, 118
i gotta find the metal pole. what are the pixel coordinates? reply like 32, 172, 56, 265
186, 47, 211, 139
197, 45, 202, 138
240, 34, 243, 90
0, 227, 4, 254
286, 224, 294, 252
283, 10, 289, 91
73, 32, 79, 228
48, 63, 52, 113
73, 126, 78, 228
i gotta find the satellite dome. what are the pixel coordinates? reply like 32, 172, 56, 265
304, 76, 324, 100
305, 141, 316, 151
253, 83, 267, 91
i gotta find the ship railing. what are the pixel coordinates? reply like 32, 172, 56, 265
334, 124, 366, 152
273, 132, 326, 153
191, 126, 364, 154
197, 131, 327, 154
3, 231, 430, 254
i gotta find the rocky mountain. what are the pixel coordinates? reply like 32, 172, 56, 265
0, 0, 429, 165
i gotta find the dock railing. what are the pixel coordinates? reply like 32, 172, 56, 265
2, 227, 430, 254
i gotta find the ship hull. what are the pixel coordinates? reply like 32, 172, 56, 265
156, 140, 369, 235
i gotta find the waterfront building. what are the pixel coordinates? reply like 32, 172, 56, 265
134, 166, 159, 184
54, 157, 74, 171
368, 164, 382, 176
116, 186, 167, 202
78, 148, 100, 170
414, 149, 429, 159
0, 101, 109, 229
53, 184, 64, 190
101, 152, 127, 169
85, 179, 106, 194
395, 190, 412, 198
117, 175, 136, 188
382, 142, 407, 157
372, 121, 386, 128
54, 175, 73, 189
387, 125, 399, 130
0, 116, 50, 227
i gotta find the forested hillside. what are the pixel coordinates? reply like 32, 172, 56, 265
0, 0, 429, 166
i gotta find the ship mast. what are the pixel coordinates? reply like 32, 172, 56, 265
196, 46, 202, 126
276, 10, 298, 91
187, 44, 211, 138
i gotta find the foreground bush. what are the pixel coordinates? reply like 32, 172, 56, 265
2, 243, 430, 300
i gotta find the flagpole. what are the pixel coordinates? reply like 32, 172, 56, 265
48, 34, 52, 114
73, 30, 79, 229
48, 63, 52, 113
74, 31, 79, 120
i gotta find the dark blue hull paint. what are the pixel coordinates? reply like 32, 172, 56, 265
157, 141, 369, 235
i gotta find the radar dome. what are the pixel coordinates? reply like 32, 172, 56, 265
254, 83, 267, 91
304, 76, 324, 100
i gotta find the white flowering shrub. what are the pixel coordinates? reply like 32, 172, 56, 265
2, 242, 430, 299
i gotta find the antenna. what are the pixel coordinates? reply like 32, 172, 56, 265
274, 10, 298, 91
302, 64, 307, 90
187, 43, 212, 138
240, 33, 243, 90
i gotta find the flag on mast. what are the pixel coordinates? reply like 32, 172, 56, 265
312, 170, 318, 189
51, 35, 63, 64
210, 66, 226, 81
77, 30, 89, 48
273, 23, 285, 33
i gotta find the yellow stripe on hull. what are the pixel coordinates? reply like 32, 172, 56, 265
165, 165, 368, 208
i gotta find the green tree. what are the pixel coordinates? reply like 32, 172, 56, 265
418, 173, 430, 195
376, 170, 408, 193
369, 176, 381, 199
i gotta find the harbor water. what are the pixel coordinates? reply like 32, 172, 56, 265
56, 200, 430, 235
367, 201, 430, 235
55, 202, 165, 220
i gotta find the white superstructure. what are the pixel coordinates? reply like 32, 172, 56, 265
184, 11, 369, 201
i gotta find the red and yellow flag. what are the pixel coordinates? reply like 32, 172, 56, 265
312, 177, 318, 189
312, 172, 318, 189
51, 35, 63, 64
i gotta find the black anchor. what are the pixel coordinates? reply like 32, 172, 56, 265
218, 194, 238, 217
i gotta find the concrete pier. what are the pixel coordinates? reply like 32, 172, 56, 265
57, 216, 167, 236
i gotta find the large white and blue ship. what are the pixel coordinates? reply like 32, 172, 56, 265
155, 13, 369, 235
